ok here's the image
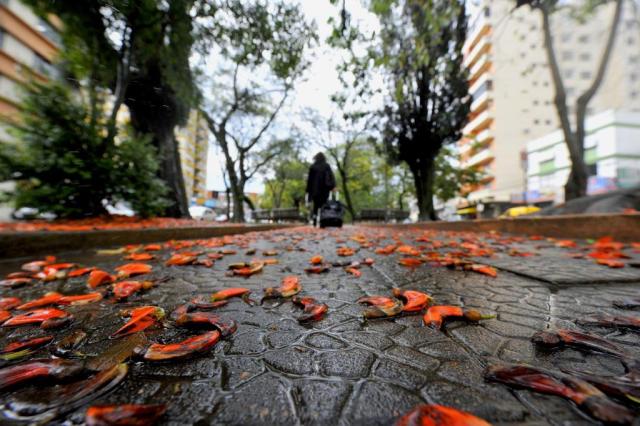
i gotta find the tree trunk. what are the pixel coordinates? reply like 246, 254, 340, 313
537, 0, 623, 201
338, 168, 356, 221
125, 72, 190, 218
410, 157, 437, 221
228, 176, 245, 223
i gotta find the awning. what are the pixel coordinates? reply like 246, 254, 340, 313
457, 207, 477, 215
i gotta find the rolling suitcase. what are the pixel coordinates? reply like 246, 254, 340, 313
319, 193, 344, 228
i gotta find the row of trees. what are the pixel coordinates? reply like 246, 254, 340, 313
0, 0, 621, 221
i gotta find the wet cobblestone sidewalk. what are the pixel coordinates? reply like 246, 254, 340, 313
0, 225, 639, 425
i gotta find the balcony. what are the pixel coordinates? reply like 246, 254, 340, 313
470, 88, 492, 112
468, 53, 492, 83
463, 109, 493, 136
464, 36, 491, 70
464, 14, 491, 54
466, 148, 494, 168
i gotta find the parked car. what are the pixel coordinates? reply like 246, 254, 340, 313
189, 205, 216, 221
500, 205, 540, 218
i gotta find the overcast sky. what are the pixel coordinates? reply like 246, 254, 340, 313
205, 0, 377, 194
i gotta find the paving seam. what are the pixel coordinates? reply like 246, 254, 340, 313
372, 261, 556, 425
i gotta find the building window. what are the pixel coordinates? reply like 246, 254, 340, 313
533, 119, 540, 125
564, 69, 574, 78
0, 29, 4, 49
533, 100, 539, 106
545, 119, 552, 125
578, 35, 589, 43
540, 159, 555, 174
579, 53, 590, 61
628, 37, 635, 45
484, 7, 490, 17
561, 51, 573, 60
561, 33, 571, 42
580, 71, 591, 79
585, 146, 597, 164
523, 128, 531, 135
631, 91, 638, 99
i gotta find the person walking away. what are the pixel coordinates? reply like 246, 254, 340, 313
306, 153, 336, 226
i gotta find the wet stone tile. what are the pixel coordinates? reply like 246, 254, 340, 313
344, 381, 424, 426
263, 345, 315, 375
316, 348, 376, 378
215, 374, 295, 425
305, 332, 347, 349
292, 379, 352, 426
342, 331, 394, 350
374, 358, 430, 390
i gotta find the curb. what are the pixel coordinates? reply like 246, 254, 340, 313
366, 213, 640, 242
1, 224, 298, 258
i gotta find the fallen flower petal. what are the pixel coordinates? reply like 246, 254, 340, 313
398, 258, 423, 267
165, 253, 197, 266
1, 335, 53, 355
392, 288, 433, 312
3, 308, 73, 329
58, 293, 103, 306
467, 264, 498, 277
142, 331, 221, 361
358, 296, 403, 319
111, 306, 164, 338
0, 297, 22, 310
485, 364, 634, 424
423, 306, 494, 330
345, 267, 362, 277
292, 296, 328, 322
0, 278, 32, 288
577, 313, 640, 330
211, 287, 251, 302
17, 292, 63, 310
86, 404, 167, 426
68, 267, 96, 278
595, 259, 625, 268
304, 265, 330, 274
113, 281, 154, 301
262, 276, 301, 302
0, 358, 85, 391
125, 253, 155, 261
395, 404, 491, 426
115, 263, 152, 278
174, 312, 237, 337
310, 255, 323, 265
88, 270, 115, 289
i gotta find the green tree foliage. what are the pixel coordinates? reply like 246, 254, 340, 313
336, 142, 379, 221
433, 146, 483, 203
332, 0, 470, 220
24, 0, 203, 217
202, 0, 316, 223
260, 145, 309, 210
0, 82, 168, 219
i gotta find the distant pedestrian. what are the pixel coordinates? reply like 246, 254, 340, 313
306, 152, 336, 226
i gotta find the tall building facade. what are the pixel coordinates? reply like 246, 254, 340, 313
0, 0, 60, 140
459, 0, 640, 207
176, 109, 210, 205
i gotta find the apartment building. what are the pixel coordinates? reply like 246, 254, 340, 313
459, 0, 640, 209
0, 0, 60, 140
176, 109, 210, 205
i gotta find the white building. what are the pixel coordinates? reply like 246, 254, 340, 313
526, 109, 640, 203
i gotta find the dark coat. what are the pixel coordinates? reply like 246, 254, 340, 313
306, 160, 336, 200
